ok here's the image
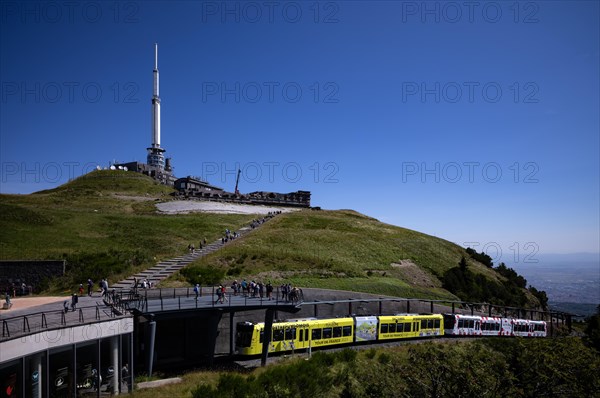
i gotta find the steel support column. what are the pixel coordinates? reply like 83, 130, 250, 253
229, 312, 235, 356
260, 309, 275, 367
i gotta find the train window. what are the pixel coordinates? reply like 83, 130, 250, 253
312, 329, 322, 340
486, 323, 498, 331
305, 329, 309, 341
458, 319, 465, 329
381, 324, 389, 333
343, 326, 352, 337
299, 329, 304, 342
389, 323, 397, 333
534, 324, 545, 332
273, 329, 284, 342
434, 319, 440, 329
285, 328, 296, 340
421, 320, 427, 329
428, 320, 434, 329
333, 327, 342, 338
323, 328, 333, 339
404, 323, 411, 332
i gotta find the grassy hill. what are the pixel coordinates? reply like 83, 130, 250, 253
174, 209, 517, 302
0, 171, 259, 292
1, 170, 541, 307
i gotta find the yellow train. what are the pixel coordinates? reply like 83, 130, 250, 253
235, 314, 444, 356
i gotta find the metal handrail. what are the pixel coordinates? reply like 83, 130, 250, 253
0, 303, 131, 342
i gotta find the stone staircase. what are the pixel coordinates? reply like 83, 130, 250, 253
111, 224, 258, 290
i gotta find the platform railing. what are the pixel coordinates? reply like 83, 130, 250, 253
0, 303, 129, 341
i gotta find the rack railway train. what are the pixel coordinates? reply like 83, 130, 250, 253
235, 313, 547, 356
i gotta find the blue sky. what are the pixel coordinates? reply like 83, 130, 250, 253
1, 1, 599, 259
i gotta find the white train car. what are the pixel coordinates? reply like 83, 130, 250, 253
443, 314, 482, 336
511, 319, 547, 337
444, 314, 547, 338
480, 316, 512, 336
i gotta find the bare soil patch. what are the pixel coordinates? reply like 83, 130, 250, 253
391, 260, 441, 288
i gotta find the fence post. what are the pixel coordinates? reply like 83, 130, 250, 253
2, 320, 9, 338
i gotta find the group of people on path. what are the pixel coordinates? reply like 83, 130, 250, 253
188, 238, 208, 253
132, 277, 153, 291
82, 278, 111, 298
202, 279, 302, 303
229, 279, 275, 300
221, 229, 239, 244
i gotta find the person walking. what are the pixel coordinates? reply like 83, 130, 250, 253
71, 293, 78, 311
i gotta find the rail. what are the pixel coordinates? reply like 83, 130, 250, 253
109, 285, 303, 313
0, 303, 129, 341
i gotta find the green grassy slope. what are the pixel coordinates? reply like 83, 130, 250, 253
0, 171, 258, 292
177, 209, 504, 300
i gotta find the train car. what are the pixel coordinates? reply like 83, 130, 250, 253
308, 317, 355, 348
443, 314, 482, 336
235, 317, 354, 356
480, 316, 512, 336
511, 319, 547, 337
378, 314, 443, 340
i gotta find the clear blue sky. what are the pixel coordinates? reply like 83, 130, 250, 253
1, 1, 598, 259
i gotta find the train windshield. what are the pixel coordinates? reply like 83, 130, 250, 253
236, 323, 255, 348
